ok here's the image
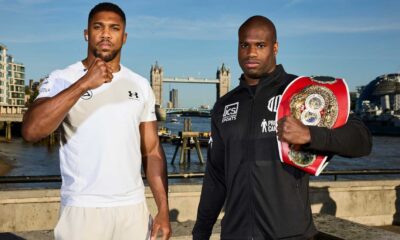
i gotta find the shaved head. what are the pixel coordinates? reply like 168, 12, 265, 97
238, 15, 279, 84
239, 15, 277, 43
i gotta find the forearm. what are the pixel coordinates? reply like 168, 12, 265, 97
22, 79, 88, 142
192, 167, 226, 239
305, 117, 372, 157
143, 146, 169, 214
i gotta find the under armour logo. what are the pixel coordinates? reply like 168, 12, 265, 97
128, 91, 139, 99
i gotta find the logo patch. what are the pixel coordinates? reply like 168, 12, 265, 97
222, 102, 239, 123
261, 119, 276, 133
267, 95, 281, 112
81, 90, 93, 100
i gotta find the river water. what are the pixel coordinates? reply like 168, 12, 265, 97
1, 116, 400, 188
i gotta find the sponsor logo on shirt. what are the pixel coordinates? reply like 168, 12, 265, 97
261, 119, 276, 133
267, 95, 281, 113
129, 91, 139, 100
222, 102, 239, 123
39, 87, 50, 93
81, 90, 93, 100
38, 77, 50, 93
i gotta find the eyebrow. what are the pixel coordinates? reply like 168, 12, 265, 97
239, 40, 266, 43
92, 21, 122, 27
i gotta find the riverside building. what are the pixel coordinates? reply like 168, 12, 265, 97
0, 43, 25, 106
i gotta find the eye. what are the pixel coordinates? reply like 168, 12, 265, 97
93, 25, 101, 30
239, 43, 248, 48
257, 43, 265, 48
112, 26, 120, 31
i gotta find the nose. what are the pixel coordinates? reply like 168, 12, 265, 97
101, 28, 111, 39
247, 45, 257, 57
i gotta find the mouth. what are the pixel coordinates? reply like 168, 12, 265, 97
243, 60, 260, 69
97, 41, 112, 50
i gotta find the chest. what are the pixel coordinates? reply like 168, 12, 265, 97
216, 88, 284, 140
68, 79, 146, 126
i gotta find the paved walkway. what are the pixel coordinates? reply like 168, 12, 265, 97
2, 216, 400, 240
0, 221, 220, 240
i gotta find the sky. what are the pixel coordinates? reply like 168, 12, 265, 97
1, 0, 399, 108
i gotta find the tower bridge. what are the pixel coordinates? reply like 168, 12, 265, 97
150, 62, 230, 107
163, 77, 219, 84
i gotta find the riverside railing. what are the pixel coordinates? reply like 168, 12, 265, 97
1, 169, 400, 183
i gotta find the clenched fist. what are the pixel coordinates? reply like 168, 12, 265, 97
80, 58, 114, 91
277, 116, 311, 145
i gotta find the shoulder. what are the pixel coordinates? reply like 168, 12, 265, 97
283, 72, 298, 85
120, 65, 150, 86
47, 62, 83, 81
212, 85, 242, 113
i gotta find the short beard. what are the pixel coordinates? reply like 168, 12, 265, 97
93, 49, 119, 62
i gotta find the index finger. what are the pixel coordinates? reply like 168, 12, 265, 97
105, 63, 113, 71
161, 230, 169, 240
151, 224, 160, 240
87, 57, 100, 70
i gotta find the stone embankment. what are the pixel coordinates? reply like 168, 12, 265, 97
2, 180, 400, 239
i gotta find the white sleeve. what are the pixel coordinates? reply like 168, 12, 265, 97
140, 85, 157, 122
36, 71, 66, 99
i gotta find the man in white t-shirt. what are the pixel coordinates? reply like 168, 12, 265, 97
22, 2, 171, 240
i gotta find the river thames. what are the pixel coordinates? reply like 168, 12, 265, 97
1, 116, 400, 188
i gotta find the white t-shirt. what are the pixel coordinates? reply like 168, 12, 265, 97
37, 61, 156, 207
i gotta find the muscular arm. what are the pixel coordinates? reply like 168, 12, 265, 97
140, 121, 171, 240
22, 58, 113, 142
22, 84, 86, 142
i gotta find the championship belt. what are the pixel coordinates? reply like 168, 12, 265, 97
276, 76, 350, 176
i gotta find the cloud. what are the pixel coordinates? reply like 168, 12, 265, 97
279, 18, 400, 36
126, 15, 240, 40
124, 15, 400, 40
0, 0, 61, 15
284, 0, 308, 7
0, 32, 79, 44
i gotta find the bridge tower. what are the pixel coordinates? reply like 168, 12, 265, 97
150, 62, 163, 106
150, 62, 231, 106
216, 63, 230, 99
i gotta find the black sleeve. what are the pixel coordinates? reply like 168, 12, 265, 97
304, 115, 372, 157
192, 115, 226, 240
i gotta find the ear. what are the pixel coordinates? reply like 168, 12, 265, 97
84, 29, 88, 41
123, 32, 128, 45
273, 42, 279, 56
